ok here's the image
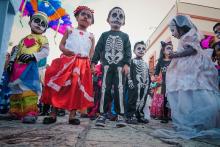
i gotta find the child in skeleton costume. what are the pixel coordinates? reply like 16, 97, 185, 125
91, 7, 131, 127
42, 6, 95, 125
7, 12, 49, 123
126, 41, 150, 124
154, 41, 172, 123
153, 15, 220, 139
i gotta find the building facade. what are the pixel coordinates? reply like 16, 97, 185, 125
145, 1, 220, 74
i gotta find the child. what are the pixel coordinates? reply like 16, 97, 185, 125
126, 41, 150, 124
91, 7, 131, 127
154, 41, 172, 123
154, 15, 220, 139
42, 6, 95, 125
7, 12, 49, 123
213, 22, 220, 39
0, 53, 10, 114
212, 41, 220, 89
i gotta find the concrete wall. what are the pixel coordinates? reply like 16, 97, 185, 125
0, 0, 21, 79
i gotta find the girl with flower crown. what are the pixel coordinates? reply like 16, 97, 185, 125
42, 6, 95, 125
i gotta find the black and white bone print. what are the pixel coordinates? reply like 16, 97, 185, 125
105, 35, 124, 64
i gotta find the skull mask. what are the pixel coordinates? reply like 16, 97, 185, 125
134, 43, 146, 58
108, 7, 125, 29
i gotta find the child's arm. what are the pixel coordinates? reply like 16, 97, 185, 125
122, 35, 132, 75
89, 33, 95, 59
59, 30, 74, 56
169, 45, 197, 58
154, 60, 161, 76
127, 60, 134, 88
91, 33, 103, 64
32, 37, 49, 62
7, 46, 19, 73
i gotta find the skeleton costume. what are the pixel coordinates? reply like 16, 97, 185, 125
127, 57, 150, 121
126, 42, 150, 124
153, 15, 220, 139
92, 8, 131, 115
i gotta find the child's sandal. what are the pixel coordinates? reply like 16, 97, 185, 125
69, 118, 80, 125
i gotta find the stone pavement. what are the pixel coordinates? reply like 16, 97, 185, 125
0, 115, 219, 147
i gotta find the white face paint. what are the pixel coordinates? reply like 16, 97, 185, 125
134, 44, 146, 58
108, 8, 125, 29
169, 24, 179, 39
30, 17, 47, 34
164, 44, 173, 55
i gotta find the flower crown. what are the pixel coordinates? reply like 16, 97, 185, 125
73, 6, 94, 15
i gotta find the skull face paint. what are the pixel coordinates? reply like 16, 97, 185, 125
164, 44, 173, 55
108, 7, 125, 29
134, 44, 146, 58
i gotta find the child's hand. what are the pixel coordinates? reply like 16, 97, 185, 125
122, 64, 129, 76
7, 61, 14, 73
18, 54, 36, 63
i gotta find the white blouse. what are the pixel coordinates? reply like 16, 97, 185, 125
65, 29, 92, 57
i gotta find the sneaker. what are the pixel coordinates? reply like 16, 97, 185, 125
95, 115, 106, 127
126, 116, 138, 125
116, 115, 127, 128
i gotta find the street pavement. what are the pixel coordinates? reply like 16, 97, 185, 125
0, 114, 219, 147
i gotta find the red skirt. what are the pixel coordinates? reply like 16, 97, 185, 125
42, 55, 94, 111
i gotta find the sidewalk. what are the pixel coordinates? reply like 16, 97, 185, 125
0, 115, 219, 147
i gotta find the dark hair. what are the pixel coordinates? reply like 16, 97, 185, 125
158, 41, 173, 60
133, 41, 146, 51
213, 22, 220, 32
172, 19, 191, 37
212, 41, 220, 62
107, 7, 125, 24
74, 8, 94, 24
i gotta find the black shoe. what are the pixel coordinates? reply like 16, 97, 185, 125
69, 118, 80, 125
138, 118, 149, 124
126, 116, 138, 125
116, 115, 127, 128
95, 115, 106, 127
43, 116, 57, 124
